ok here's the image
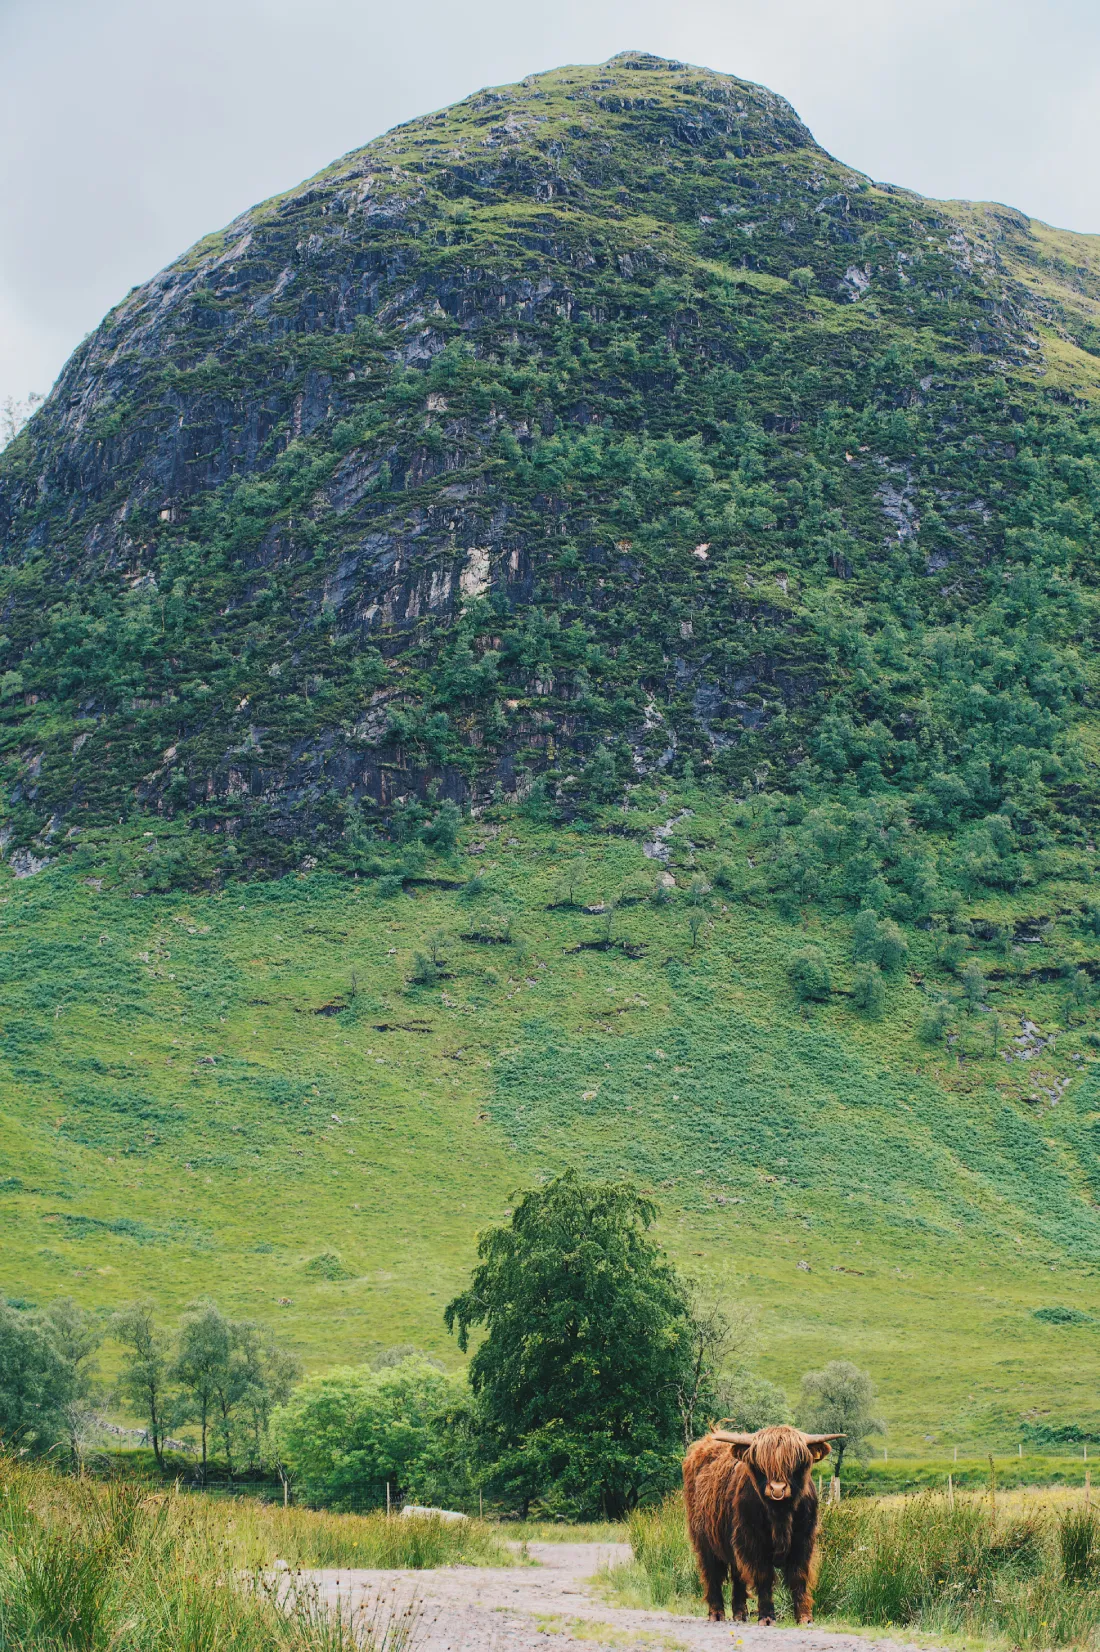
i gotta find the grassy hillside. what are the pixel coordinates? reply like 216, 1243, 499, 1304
3, 780, 1099, 1450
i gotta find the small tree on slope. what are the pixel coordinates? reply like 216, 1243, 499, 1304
797, 1359, 884, 1481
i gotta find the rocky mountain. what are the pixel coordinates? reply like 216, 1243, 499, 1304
2, 51, 1100, 882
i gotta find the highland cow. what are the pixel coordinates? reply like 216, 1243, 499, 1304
682, 1425, 839, 1626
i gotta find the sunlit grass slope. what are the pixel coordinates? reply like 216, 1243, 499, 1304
2, 786, 1099, 1451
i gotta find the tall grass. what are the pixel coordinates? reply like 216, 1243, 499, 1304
616, 1491, 1100, 1648
0, 1456, 508, 1651
202, 1500, 512, 1570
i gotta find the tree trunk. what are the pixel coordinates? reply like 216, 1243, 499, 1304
150, 1387, 165, 1471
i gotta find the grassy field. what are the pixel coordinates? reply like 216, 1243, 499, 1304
607, 1491, 1100, 1647
0, 1454, 510, 1651
2, 785, 1100, 1449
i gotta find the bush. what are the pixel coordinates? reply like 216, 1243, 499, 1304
852, 910, 908, 973
303, 1251, 353, 1281
272, 1354, 475, 1512
421, 800, 462, 854
788, 948, 832, 1002
851, 961, 886, 1018
918, 998, 953, 1044
409, 929, 451, 985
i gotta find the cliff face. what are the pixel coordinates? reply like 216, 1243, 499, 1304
1, 52, 1099, 873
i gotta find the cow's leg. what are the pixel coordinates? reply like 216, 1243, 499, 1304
730, 1567, 748, 1623
697, 1545, 728, 1621
755, 1567, 777, 1626
784, 1558, 813, 1625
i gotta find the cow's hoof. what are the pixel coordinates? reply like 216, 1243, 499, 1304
707, 1611, 725, 1623
797, 1618, 814, 1627
731, 1613, 748, 1624
758, 1617, 776, 1627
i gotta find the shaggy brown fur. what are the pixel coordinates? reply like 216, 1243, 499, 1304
682, 1425, 838, 1625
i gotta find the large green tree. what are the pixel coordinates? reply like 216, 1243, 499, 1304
445, 1171, 690, 1517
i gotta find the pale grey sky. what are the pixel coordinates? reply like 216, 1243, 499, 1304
2, 0, 1097, 411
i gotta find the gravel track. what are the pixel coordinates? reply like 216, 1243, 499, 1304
300, 1541, 930, 1652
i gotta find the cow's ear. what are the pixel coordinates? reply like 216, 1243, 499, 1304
803, 1434, 843, 1462
710, 1429, 754, 1459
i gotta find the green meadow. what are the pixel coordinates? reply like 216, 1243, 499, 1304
2, 785, 1098, 1454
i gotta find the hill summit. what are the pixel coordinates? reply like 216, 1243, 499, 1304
3, 51, 1100, 880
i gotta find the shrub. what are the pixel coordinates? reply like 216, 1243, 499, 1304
421, 800, 462, 854
409, 929, 452, 985
788, 948, 832, 1002
918, 998, 952, 1044
851, 961, 886, 1018
687, 876, 711, 907
304, 1251, 354, 1281
272, 1354, 474, 1512
960, 960, 986, 1012
852, 909, 908, 973
0, 1302, 71, 1452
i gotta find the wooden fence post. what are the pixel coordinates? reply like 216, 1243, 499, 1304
947, 1474, 954, 1509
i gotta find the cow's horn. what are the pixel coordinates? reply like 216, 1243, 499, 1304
710, 1430, 756, 1445
801, 1433, 846, 1441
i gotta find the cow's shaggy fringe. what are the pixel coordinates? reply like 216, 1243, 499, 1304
618, 1491, 1100, 1648
0, 1453, 503, 1650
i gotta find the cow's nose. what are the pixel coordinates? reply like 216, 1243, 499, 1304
765, 1481, 790, 1501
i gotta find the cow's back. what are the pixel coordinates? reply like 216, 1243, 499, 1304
683, 1433, 744, 1562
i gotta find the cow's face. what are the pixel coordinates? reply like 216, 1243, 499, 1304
712, 1425, 839, 1504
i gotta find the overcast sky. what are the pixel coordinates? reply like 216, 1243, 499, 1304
2, 0, 1098, 411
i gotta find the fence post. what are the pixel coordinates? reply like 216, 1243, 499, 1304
947, 1474, 954, 1509
386, 1481, 391, 1517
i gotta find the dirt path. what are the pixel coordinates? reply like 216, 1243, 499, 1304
299, 1542, 929, 1652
